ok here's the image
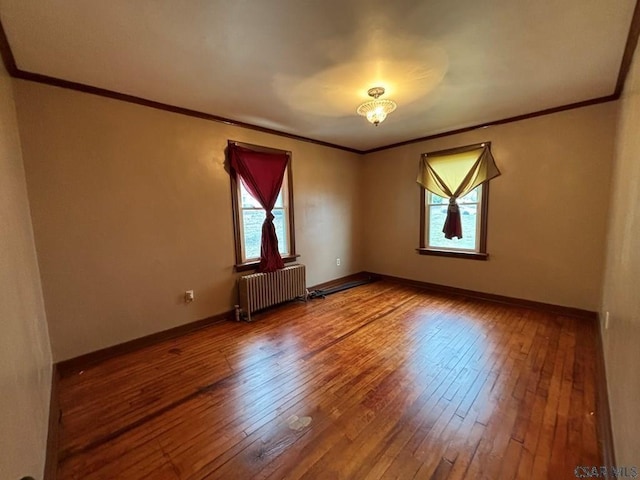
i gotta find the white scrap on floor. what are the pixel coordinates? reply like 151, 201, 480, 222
286, 415, 312, 431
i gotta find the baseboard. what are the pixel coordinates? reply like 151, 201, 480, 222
365, 272, 597, 320
44, 364, 59, 480
308, 272, 374, 291
57, 310, 234, 376
594, 317, 616, 466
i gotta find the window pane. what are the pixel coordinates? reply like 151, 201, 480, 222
240, 182, 262, 208
242, 210, 264, 260
274, 189, 284, 208
273, 209, 288, 255
428, 192, 448, 205
429, 204, 478, 251
459, 186, 480, 204
242, 208, 289, 260
240, 179, 287, 208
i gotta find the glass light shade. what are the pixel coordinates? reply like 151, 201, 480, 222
356, 99, 397, 126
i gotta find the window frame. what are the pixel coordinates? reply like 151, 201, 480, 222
417, 145, 491, 261
228, 140, 298, 272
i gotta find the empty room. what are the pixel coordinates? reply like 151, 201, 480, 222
1, 1, 639, 479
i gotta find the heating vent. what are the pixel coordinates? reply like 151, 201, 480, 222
237, 264, 307, 321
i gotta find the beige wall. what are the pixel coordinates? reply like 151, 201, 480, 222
15, 81, 363, 362
0, 66, 52, 477
361, 102, 617, 311
601, 40, 640, 464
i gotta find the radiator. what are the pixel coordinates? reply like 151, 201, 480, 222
237, 264, 307, 321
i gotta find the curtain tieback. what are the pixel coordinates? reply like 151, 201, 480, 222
447, 197, 459, 213
265, 212, 275, 222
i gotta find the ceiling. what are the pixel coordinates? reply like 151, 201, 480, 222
0, 0, 637, 152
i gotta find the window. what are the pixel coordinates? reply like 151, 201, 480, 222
229, 141, 297, 271
237, 171, 290, 262
417, 142, 499, 261
420, 184, 489, 259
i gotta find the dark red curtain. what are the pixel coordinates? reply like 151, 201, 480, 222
443, 198, 463, 239
230, 145, 289, 272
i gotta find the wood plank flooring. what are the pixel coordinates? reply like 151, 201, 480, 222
55, 281, 601, 479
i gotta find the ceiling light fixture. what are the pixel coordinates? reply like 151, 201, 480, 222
357, 87, 397, 126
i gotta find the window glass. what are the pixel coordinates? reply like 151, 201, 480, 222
236, 168, 291, 263
425, 185, 482, 252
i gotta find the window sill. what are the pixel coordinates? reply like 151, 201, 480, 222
235, 254, 300, 272
416, 248, 489, 261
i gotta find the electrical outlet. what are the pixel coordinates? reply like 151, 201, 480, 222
185, 290, 194, 303
605, 311, 610, 330
336, 258, 341, 266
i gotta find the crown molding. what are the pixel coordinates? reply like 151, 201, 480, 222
2, 0, 639, 155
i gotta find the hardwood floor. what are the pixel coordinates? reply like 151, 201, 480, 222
55, 281, 601, 479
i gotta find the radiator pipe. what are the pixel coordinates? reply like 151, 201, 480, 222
308, 275, 378, 300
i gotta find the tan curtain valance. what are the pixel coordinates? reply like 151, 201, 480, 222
417, 142, 501, 239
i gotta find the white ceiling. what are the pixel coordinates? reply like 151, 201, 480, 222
0, 0, 636, 151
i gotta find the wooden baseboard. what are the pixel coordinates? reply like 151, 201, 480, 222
44, 364, 59, 480
57, 310, 234, 376
365, 272, 597, 320
308, 272, 375, 292
594, 317, 616, 466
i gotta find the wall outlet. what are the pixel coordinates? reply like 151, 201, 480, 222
604, 311, 610, 330
336, 258, 341, 266
185, 290, 194, 303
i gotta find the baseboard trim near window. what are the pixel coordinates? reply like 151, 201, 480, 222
363, 271, 597, 320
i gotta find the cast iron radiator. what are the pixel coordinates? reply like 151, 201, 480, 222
237, 264, 306, 321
